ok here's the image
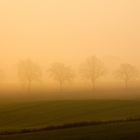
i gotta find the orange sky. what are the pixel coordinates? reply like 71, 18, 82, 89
0, 0, 140, 86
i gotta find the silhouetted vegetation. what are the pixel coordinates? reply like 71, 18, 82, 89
17, 59, 42, 92
0, 56, 139, 92
49, 62, 74, 90
116, 63, 138, 89
81, 56, 105, 90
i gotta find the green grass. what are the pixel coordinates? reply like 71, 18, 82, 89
0, 121, 140, 140
0, 100, 140, 130
0, 100, 140, 139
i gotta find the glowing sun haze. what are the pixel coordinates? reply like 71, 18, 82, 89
0, 0, 140, 87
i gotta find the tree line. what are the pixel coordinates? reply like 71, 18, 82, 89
0, 56, 138, 92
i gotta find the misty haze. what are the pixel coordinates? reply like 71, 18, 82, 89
0, 0, 140, 140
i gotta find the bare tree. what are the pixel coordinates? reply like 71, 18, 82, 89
17, 59, 41, 92
49, 63, 74, 90
81, 56, 105, 90
116, 63, 138, 89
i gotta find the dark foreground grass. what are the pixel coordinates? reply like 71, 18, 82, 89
0, 120, 140, 140
0, 117, 139, 135
0, 100, 140, 130
0, 100, 140, 139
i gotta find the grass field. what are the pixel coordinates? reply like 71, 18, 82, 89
0, 100, 140, 139
1, 121, 140, 140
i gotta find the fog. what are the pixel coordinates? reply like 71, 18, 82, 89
0, 0, 140, 101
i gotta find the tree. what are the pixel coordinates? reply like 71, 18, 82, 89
17, 59, 41, 92
116, 63, 138, 89
81, 56, 105, 90
49, 63, 74, 90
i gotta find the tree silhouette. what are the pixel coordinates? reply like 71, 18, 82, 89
116, 63, 138, 89
17, 59, 41, 92
81, 56, 105, 90
49, 63, 74, 91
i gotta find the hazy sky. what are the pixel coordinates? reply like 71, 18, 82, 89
0, 0, 140, 84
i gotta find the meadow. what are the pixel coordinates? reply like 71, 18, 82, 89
1, 121, 140, 140
0, 100, 140, 139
